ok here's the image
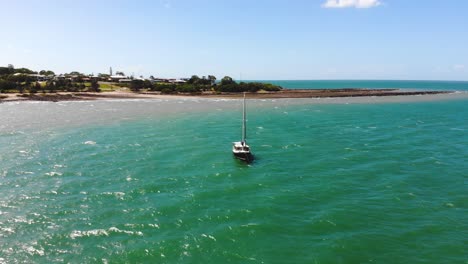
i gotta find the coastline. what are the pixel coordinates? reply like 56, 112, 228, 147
0, 88, 459, 103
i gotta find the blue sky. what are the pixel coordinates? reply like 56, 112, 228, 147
1, 0, 467, 80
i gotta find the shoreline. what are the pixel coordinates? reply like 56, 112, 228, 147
0, 88, 458, 103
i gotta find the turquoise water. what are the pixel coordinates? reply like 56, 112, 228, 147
1, 96, 467, 263
253, 80, 468, 91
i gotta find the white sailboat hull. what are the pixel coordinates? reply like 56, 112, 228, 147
232, 93, 254, 163
232, 141, 253, 162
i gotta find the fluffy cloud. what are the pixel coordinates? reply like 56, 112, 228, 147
322, 0, 382, 9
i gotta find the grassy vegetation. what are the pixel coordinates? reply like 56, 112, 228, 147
1, 65, 282, 95
97, 82, 125, 91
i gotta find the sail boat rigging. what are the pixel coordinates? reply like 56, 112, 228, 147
232, 93, 253, 163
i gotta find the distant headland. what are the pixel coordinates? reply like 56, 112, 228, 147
0, 64, 453, 102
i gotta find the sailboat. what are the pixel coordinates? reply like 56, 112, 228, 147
232, 93, 253, 163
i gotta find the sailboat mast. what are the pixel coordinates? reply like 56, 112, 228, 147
242, 92, 246, 143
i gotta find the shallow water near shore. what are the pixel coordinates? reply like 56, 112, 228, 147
0, 97, 467, 263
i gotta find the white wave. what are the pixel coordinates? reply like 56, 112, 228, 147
22, 244, 44, 256
0, 227, 15, 234
108, 227, 143, 236
241, 223, 259, 227
101, 191, 126, 200
148, 223, 160, 229
201, 234, 216, 241
70, 229, 109, 239
45, 172, 62, 177
84, 141, 96, 145
70, 227, 143, 239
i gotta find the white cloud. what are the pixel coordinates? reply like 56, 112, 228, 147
322, 0, 382, 9
453, 64, 466, 71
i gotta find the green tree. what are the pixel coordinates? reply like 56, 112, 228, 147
220, 76, 235, 85
98, 73, 110, 78
90, 79, 101, 92
0, 67, 14, 75
143, 80, 153, 89
69, 71, 82, 76
14, 68, 36, 74
208, 75, 216, 86
39, 70, 55, 76
0, 79, 16, 92
79, 83, 86, 91
45, 81, 57, 92
7, 74, 34, 93
188, 75, 201, 84
30, 82, 41, 94
130, 79, 144, 91
176, 84, 201, 93
157, 84, 176, 94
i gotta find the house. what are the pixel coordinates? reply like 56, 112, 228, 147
110, 75, 128, 82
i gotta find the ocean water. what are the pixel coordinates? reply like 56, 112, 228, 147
1, 95, 467, 263
254, 80, 468, 91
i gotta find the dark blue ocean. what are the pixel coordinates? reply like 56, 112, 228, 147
254, 80, 468, 91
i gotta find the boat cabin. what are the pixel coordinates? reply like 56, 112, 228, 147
233, 142, 250, 152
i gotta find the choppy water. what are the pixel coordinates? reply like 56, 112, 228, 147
0, 96, 467, 263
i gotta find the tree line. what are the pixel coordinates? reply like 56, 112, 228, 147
129, 75, 282, 94
1, 64, 282, 94
0, 65, 100, 93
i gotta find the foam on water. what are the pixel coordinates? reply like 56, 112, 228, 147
0, 96, 467, 263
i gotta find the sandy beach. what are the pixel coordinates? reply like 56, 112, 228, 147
0, 88, 459, 103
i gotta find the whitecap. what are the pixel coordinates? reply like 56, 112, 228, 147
70, 229, 109, 239
201, 234, 216, 241
22, 245, 44, 256
108, 227, 143, 236
45, 172, 62, 177
0, 227, 15, 234
241, 223, 259, 227
102, 191, 126, 200
84, 141, 96, 145
148, 223, 160, 229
